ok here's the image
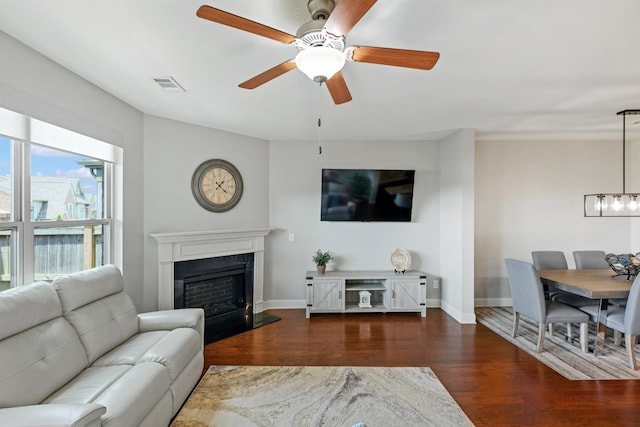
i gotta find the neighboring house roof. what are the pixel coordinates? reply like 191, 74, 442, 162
32, 176, 89, 220
0, 175, 92, 220
0, 176, 10, 217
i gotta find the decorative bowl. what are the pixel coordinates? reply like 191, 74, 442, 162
390, 248, 411, 273
605, 252, 640, 279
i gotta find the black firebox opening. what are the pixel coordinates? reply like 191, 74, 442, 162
174, 253, 254, 344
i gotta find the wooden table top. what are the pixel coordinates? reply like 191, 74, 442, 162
538, 269, 632, 300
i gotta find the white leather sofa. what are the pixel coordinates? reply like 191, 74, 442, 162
0, 264, 204, 427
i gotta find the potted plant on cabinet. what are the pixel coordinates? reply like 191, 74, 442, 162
312, 249, 333, 274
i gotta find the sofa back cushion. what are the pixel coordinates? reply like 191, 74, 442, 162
0, 281, 58, 340
0, 282, 89, 407
53, 265, 139, 364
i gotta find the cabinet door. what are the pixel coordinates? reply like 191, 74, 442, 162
390, 278, 425, 310
310, 279, 344, 311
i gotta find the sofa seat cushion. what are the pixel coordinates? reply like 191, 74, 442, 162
92, 328, 201, 381
45, 362, 170, 427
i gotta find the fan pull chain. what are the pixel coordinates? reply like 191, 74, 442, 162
317, 117, 322, 154
317, 82, 323, 155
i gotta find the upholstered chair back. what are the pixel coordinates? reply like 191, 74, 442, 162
53, 264, 139, 364
505, 258, 546, 323
531, 251, 568, 270
573, 250, 608, 269
624, 275, 640, 336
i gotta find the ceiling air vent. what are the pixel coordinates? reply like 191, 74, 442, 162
153, 76, 185, 92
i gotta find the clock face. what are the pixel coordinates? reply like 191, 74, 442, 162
192, 159, 243, 212
201, 167, 237, 204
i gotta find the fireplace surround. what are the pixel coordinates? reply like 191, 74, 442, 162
150, 228, 272, 339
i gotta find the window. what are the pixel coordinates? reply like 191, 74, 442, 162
0, 106, 117, 289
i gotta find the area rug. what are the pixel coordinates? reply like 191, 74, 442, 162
476, 307, 640, 380
171, 365, 474, 427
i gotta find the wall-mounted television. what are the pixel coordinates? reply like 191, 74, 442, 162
321, 169, 415, 222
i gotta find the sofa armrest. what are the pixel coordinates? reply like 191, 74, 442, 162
138, 308, 204, 347
0, 403, 105, 427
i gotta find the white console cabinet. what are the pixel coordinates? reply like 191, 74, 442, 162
306, 270, 427, 318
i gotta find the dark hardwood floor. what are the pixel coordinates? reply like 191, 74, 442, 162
204, 308, 640, 426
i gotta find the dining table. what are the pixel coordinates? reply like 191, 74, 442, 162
538, 268, 632, 356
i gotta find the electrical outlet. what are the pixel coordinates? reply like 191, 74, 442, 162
288, 233, 295, 242
433, 279, 439, 289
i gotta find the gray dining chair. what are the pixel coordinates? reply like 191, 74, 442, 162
531, 251, 567, 300
505, 258, 589, 353
531, 251, 581, 337
548, 251, 603, 308
531, 251, 568, 270
580, 274, 640, 369
572, 250, 626, 307
573, 250, 609, 269
573, 251, 627, 307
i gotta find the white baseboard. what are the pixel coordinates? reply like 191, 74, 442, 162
474, 297, 512, 307
263, 299, 443, 311
426, 299, 441, 308
264, 299, 307, 310
261, 298, 511, 317
439, 300, 476, 324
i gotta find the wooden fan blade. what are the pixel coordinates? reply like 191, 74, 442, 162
324, 0, 377, 37
197, 5, 295, 44
325, 72, 352, 104
239, 61, 297, 89
351, 46, 440, 70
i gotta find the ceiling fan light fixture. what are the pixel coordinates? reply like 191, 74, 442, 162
295, 46, 345, 83
196, 3, 439, 104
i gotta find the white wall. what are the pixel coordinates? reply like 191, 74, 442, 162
142, 115, 270, 310
439, 130, 476, 323
5, 29, 637, 318
0, 31, 145, 307
267, 139, 442, 307
475, 138, 634, 306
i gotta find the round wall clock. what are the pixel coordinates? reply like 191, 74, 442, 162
191, 159, 243, 212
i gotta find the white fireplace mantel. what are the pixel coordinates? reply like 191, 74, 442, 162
150, 228, 272, 311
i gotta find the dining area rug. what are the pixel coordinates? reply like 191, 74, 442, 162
170, 365, 474, 426
476, 306, 640, 380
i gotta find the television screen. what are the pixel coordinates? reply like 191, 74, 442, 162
321, 169, 415, 222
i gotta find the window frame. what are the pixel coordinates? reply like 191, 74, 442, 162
0, 114, 115, 287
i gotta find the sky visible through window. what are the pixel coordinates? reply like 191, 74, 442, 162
0, 136, 98, 195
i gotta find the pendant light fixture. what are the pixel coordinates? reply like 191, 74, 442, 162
584, 109, 640, 217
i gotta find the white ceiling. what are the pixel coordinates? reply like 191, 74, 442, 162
1, 0, 639, 142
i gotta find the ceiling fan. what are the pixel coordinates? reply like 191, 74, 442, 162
196, 0, 440, 104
